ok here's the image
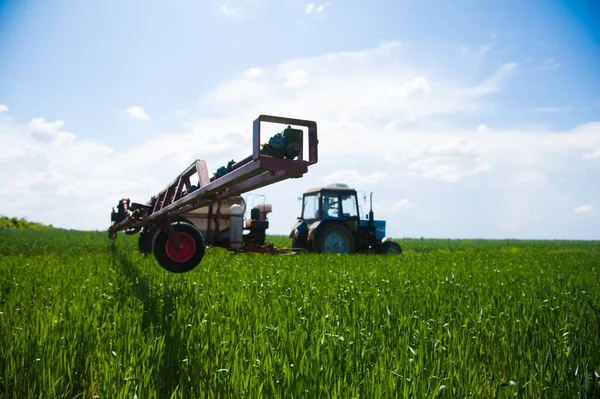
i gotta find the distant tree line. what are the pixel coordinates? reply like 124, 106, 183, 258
0, 216, 53, 230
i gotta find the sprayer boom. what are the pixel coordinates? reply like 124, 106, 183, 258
108, 115, 318, 273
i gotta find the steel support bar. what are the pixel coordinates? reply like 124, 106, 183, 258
196, 160, 210, 187
155, 217, 182, 249
149, 156, 308, 221
151, 161, 201, 211
108, 158, 308, 234
225, 169, 296, 198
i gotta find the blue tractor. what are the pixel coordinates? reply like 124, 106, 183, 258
289, 183, 403, 254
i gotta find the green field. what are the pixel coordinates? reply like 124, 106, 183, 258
1, 229, 599, 398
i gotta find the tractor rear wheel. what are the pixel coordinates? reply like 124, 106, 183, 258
313, 223, 355, 254
153, 222, 206, 273
378, 240, 402, 255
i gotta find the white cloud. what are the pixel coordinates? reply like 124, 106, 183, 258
0, 104, 8, 113
0, 115, 245, 230
201, 41, 519, 126
408, 137, 491, 182
2, 41, 599, 239
466, 62, 518, 96
583, 148, 600, 159
392, 198, 415, 212
322, 170, 388, 186
29, 118, 64, 133
125, 106, 149, 120
220, 5, 242, 19
514, 170, 548, 187
284, 69, 309, 88
305, 2, 331, 14
368, 77, 431, 118
242, 67, 265, 79
573, 204, 596, 214
476, 124, 489, 133
28, 118, 76, 145
408, 156, 490, 183
193, 42, 597, 197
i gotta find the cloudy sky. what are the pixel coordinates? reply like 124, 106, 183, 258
1, 0, 599, 239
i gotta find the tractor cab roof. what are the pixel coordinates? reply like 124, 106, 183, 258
303, 183, 357, 195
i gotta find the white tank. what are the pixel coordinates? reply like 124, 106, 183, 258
229, 204, 244, 250
191, 197, 246, 216
182, 197, 246, 233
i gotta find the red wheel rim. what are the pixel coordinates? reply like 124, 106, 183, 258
165, 232, 196, 263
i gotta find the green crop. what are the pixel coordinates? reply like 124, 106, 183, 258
1, 229, 599, 398
0, 216, 53, 230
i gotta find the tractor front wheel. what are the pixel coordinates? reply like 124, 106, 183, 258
153, 222, 206, 273
291, 235, 307, 249
378, 240, 402, 255
313, 223, 355, 254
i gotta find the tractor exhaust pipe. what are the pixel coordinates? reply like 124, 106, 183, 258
369, 192, 374, 227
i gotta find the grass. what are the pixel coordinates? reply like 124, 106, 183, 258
0, 229, 599, 398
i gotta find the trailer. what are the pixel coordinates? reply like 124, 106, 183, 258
108, 115, 318, 273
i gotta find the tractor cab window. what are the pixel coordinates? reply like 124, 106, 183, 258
321, 193, 340, 218
341, 194, 359, 219
302, 194, 319, 220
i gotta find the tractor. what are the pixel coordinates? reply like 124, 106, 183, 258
289, 183, 403, 254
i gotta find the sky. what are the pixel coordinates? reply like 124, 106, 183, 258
1, 0, 599, 240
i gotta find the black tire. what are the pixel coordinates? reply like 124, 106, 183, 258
378, 240, 402, 255
137, 217, 194, 255
291, 236, 307, 249
138, 228, 157, 254
312, 223, 355, 254
171, 215, 194, 227
153, 222, 206, 273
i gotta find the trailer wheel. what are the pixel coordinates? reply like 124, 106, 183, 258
153, 223, 206, 273
138, 228, 156, 254
138, 217, 194, 255
313, 223, 355, 254
378, 241, 402, 255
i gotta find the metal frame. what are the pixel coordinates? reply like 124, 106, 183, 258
109, 115, 318, 246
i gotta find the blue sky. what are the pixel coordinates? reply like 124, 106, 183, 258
1, 0, 599, 239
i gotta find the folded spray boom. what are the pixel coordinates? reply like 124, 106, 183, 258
108, 115, 318, 273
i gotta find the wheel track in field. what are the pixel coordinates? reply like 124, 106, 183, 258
108, 241, 191, 396
109, 242, 162, 331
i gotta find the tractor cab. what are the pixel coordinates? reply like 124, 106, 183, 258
300, 183, 359, 222
290, 183, 402, 254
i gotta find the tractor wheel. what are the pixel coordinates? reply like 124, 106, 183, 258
153, 222, 206, 273
291, 236, 307, 249
378, 241, 403, 255
313, 223, 355, 254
